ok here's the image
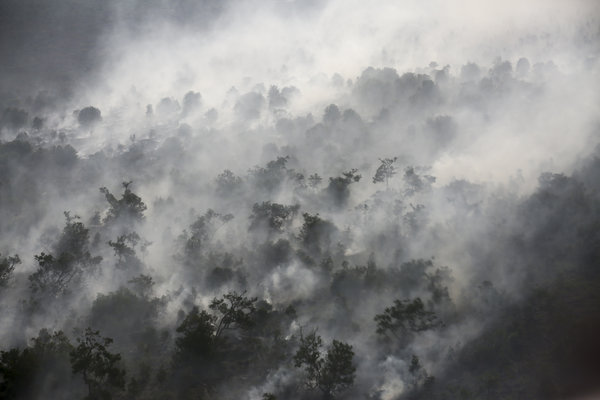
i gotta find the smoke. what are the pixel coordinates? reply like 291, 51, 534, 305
0, 0, 599, 399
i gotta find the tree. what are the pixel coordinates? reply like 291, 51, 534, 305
373, 157, 398, 189
209, 291, 258, 339
70, 328, 125, 400
323, 104, 341, 125
408, 355, 435, 393
0, 254, 20, 288
54, 212, 95, 262
403, 167, 435, 197
29, 213, 101, 299
180, 209, 233, 264
127, 274, 155, 298
108, 232, 144, 271
249, 156, 290, 193
374, 298, 441, 344
249, 201, 300, 233
175, 306, 218, 361
308, 173, 323, 189
174, 291, 257, 362
294, 331, 356, 399
89, 287, 162, 355
299, 213, 337, 257
0, 329, 74, 399
29, 253, 78, 298
78, 106, 102, 127
182, 91, 202, 116
99, 181, 147, 224
215, 169, 243, 196
326, 169, 361, 207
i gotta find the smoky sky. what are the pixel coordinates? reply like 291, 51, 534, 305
2, 0, 598, 104
0, 0, 232, 101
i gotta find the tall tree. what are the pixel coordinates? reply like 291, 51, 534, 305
373, 157, 398, 189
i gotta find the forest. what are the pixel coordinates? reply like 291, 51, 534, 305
1, 0, 599, 399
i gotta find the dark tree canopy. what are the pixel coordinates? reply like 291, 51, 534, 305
375, 297, 441, 343
175, 306, 218, 362
99, 181, 147, 224
299, 213, 337, 257
209, 291, 258, 338
0, 329, 74, 400
249, 201, 300, 232
403, 167, 435, 197
180, 209, 233, 264
373, 157, 398, 188
0, 253, 20, 288
215, 169, 243, 196
108, 232, 145, 272
29, 213, 101, 299
326, 169, 361, 207
175, 291, 257, 363
70, 328, 125, 400
294, 331, 356, 399
78, 106, 102, 127
249, 156, 291, 193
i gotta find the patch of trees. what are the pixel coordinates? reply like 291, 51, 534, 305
28, 212, 101, 303
0, 328, 123, 400
326, 168, 361, 207
99, 181, 147, 224
294, 331, 356, 399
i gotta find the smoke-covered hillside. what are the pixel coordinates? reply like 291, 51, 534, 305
1, 1, 599, 399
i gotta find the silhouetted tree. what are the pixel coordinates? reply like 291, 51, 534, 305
0, 329, 74, 399
403, 167, 435, 197
0, 254, 20, 288
299, 213, 337, 257
182, 91, 202, 116
70, 328, 125, 400
29, 213, 101, 299
215, 169, 243, 196
127, 274, 155, 298
373, 157, 398, 189
294, 331, 356, 399
175, 291, 258, 363
78, 106, 101, 127
108, 232, 144, 271
249, 201, 300, 233
180, 209, 233, 264
249, 156, 290, 193
308, 173, 323, 188
375, 298, 441, 344
323, 104, 341, 125
326, 169, 361, 207
175, 307, 218, 362
209, 291, 258, 339
99, 181, 147, 224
